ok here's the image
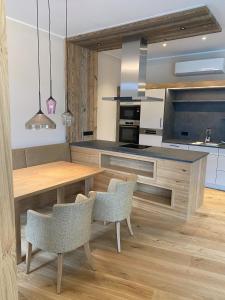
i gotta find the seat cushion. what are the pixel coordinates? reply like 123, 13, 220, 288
12, 149, 27, 170
25, 143, 71, 167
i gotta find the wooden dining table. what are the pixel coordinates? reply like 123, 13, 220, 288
13, 161, 103, 263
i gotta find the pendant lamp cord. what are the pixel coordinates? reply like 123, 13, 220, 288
36, 0, 42, 111
47, 0, 53, 97
66, 0, 69, 111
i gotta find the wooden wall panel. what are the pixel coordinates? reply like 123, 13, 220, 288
68, 6, 221, 51
0, 0, 18, 298
67, 43, 98, 143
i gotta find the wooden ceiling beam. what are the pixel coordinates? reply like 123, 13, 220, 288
68, 6, 221, 51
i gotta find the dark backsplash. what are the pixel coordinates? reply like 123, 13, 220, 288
163, 89, 225, 143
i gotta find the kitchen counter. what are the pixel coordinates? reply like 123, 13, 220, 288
71, 140, 207, 221
71, 140, 208, 163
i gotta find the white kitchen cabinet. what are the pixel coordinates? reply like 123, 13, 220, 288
139, 134, 162, 147
216, 171, 225, 188
218, 154, 225, 171
140, 89, 165, 129
188, 145, 218, 186
205, 154, 218, 185
161, 142, 189, 150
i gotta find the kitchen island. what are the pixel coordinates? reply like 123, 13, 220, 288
71, 140, 208, 220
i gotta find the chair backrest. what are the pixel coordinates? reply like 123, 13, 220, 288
51, 194, 95, 253
107, 178, 136, 220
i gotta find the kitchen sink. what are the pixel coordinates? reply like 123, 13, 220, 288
191, 141, 220, 147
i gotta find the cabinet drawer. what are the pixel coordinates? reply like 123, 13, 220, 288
218, 155, 225, 171
161, 143, 189, 150
216, 171, 225, 186
219, 148, 225, 156
139, 134, 162, 147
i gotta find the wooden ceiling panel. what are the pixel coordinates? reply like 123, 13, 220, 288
68, 6, 221, 51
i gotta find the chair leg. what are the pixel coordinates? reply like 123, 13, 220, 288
57, 253, 63, 294
84, 242, 96, 271
115, 222, 121, 253
26, 242, 32, 274
126, 216, 134, 236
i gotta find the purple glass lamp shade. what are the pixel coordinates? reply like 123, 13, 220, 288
46, 96, 57, 114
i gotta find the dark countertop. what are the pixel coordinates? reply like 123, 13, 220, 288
71, 140, 208, 163
163, 139, 225, 149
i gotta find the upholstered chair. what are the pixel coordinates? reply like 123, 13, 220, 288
93, 176, 137, 252
25, 192, 96, 294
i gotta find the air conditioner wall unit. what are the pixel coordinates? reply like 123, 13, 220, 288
174, 58, 225, 76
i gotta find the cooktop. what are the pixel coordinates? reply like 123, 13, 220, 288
120, 143, 151, 149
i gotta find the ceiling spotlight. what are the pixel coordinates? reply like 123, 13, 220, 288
180, 26, 186, 30
202, 36, 207, 40
163, 43, 167, 47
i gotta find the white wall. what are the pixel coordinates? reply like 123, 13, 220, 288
97, 53, 121, 141
7, 19, 66, 149
147, 50, 225, 83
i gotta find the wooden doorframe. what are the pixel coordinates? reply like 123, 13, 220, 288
0, 0, 18, 299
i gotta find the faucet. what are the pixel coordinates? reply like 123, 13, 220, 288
205, 128, 212, 143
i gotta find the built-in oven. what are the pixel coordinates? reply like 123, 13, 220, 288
119, 120, 139, 144
120, 105, 140, 120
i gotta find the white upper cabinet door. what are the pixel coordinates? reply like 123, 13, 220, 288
140, 89, 165, 129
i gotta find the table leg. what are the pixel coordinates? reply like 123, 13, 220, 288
57, 187, 65, 204
15, 205, 22, 264
84, 177, 94, 196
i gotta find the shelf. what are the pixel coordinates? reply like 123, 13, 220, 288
102, 164, 153, 178
172, 99, 225, 103
134, 183, 172, 207
100, 153, 155, 178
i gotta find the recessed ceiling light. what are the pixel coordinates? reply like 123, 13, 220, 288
202, 36, 207, 40
180, 26, 186, 30
163, 43, 167, 47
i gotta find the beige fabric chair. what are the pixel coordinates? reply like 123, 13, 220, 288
93, 176, 137, 252
26, 192, 96, 294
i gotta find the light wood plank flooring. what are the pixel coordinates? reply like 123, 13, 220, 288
18, 188, 225, 300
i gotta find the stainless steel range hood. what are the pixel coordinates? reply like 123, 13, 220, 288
102, 37, 162, 102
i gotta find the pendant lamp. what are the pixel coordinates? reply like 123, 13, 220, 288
61, 0, 73, 127
25, 0, 56, 130
46, 0, 57, 114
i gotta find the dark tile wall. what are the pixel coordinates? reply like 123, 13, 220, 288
173, 103, 225, 142
163, 88, 225, 143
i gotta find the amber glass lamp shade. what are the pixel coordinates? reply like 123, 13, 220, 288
25, 110, 56, 129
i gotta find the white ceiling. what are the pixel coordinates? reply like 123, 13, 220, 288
6, 0, 225, 59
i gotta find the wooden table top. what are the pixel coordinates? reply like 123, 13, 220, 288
13, 161, 102, 200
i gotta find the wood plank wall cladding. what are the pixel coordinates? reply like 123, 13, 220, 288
68, 6, 221, 51
67, 43, 98, 143
147, 80, 225, 89
0, 0, 18, 298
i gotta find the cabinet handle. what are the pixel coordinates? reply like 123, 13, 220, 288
160, 118, 162, 128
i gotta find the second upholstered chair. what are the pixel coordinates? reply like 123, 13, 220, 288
93, 176, 137, 252
25, 192, 96, 294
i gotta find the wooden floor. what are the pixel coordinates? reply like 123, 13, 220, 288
18, 188, 225, 300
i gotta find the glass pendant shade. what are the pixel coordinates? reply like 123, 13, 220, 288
26, 110, 56, 129
61, 110, 73, 127
46, 96, 56, 114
